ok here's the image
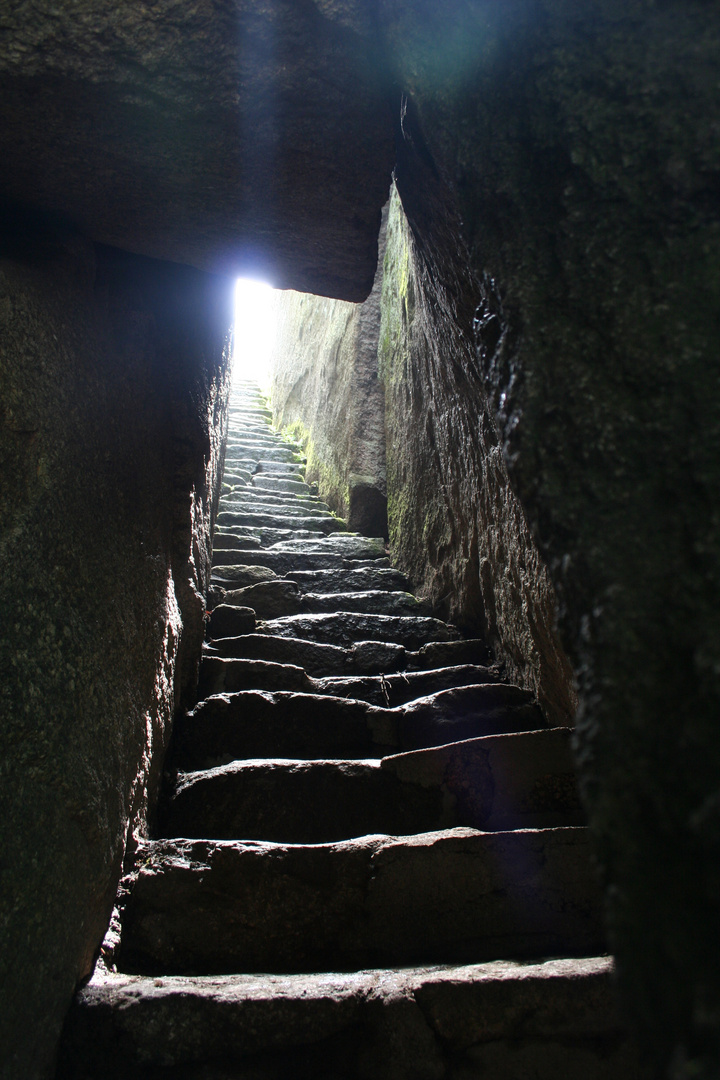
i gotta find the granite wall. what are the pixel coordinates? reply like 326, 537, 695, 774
0, 214, 231, 1079
379, 1, 720, 1073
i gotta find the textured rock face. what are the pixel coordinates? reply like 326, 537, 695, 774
0, 222, 230, 1078
379, 184, 576, 728
270, 210, 388, 536
0, 0, 393, 300
378, 0, 720, 1073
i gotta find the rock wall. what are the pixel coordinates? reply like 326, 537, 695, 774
379, 183, 576, 726
270, 210, 388, 538
0, 215, 231, 1079
378, 1, 720, 1074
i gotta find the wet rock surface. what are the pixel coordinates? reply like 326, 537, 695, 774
60, 384, 638, 1077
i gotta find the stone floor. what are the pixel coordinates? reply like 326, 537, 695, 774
57, 382, 645, 1079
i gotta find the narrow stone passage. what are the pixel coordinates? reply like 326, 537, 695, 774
59, 383, 640, 1078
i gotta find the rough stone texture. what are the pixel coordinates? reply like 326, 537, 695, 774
316, 663, 503, 707
378, 184, 576, 729
170, 685, 547, 769
378, 2, 720, 1073
269, 207, 389, 534
116, 828, 605, 974
0, 0, 394, 299
0, 225, 230, 1078
259, 611, 459, 650
58, 958, 647, 1080
160, 729, 581, 843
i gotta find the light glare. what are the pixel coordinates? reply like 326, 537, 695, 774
233, 278, 277, 389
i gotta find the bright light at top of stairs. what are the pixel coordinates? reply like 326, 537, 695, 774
233, 277, 277, 389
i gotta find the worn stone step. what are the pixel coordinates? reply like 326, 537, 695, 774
316, 663, 503, 707
252, 475, 312, 495
208, 632, 408, 675
226, 434, 284, 448
173, 684, 546, 767
225, 430, 286, 443
160, 730, 582, 844
219, 498, 332, 519
176, 689, 392, 765
213, 529, 325, 551
222, 469, 253, 485
268, 534, 385, 559
213, 532, 263, 550
284, 566, 410, 593
226, 416, 272, 430
227, 445, 299, 463
116, 827, 605, 976
212, 551, 391, 575
259, 612, 459, 650
220, 582, 428, 621
217, 510, 345, 533
214, 530, 330, 550
206, 563, 278, 588
394, 683, 545, 750
58, 957, 640, 1080
254, 460, 306, 474
200, 635, 355, 678
300, 590, 430, 617
206, 604, 256, 638
227, 406, 272, 419
213, 529, 324, 550
221, 579, 304, 619
226, 490, 332, 511
195, 658, 316, 696
408, 638, 492, 668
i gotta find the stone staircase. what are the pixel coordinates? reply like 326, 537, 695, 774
58, 383, 642, 1078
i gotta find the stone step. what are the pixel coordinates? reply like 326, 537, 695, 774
173, 684, 546, 766
205, 563, 278, 588
160, 730, 582, 843
252, 475, 312, 495
218, 498, 333, 519
195, 658, 316, 696
226, 416, 272, 430
316, 663, 503, 706
176, 689, 393, 765
213, 528, 326, 550
225, 459, 260, 474
225, 490, 331, 511
228, 448, 300, 465
116, 827, 605, 975
202, 630, 487, 680
254, 460, 306, 474
227, 406, 272, 419
58, 957, 639, 1080
284, 566, 410, 593
216, 510, 345, 533
258, 612, 459, 650
408, 638, 492, 668
221, 469, 253, 485
226, 434, 285, 448
220, 581, 430, 620
267, 534, 385, 559
212, 551, 388, 575
221, 579, 304, 618
206, 604, 256, 638
200, 635, 359, 679
214, 530, 329, 551
300, 590, 430, 617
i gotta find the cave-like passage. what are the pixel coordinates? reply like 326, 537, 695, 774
58, 371, 626, 1077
